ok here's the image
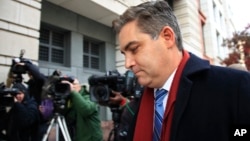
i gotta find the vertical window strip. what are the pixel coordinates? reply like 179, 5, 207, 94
83, 39, 101, 70
39, 27, 65, 64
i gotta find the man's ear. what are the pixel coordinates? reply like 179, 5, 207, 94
160, 26, 175, 48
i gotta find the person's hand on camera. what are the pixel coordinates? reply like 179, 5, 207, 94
109, 91, 127, 106
15, 62, 25, 66
14, 96, 18, 103
61, 80, 74, 92
98, 91, 125, 106
61, 78, 81, 93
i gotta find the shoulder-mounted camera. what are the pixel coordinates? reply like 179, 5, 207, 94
0, 82, 20, 107
88, 70, 143, 104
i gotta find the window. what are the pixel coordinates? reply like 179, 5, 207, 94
39, 25, 68, 65
83, 38, 102, 70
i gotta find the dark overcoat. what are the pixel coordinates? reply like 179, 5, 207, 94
128, 53, 250, 141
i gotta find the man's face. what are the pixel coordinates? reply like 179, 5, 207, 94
15, 92, 25, 103
72, 79, 81, 93
119, 21, 173, 88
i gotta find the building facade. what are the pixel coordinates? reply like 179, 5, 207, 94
0, 0, 235, 121
200, 0, 235, 65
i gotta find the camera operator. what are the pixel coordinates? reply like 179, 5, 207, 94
103, 91, 139, 141
61, 76, 103, 141
11, 61, 56, 141
8, 50, 45, 105
14, 61, 46, 105
4, 83, 40, 141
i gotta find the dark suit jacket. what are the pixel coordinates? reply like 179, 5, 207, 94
128, 53, 250, 141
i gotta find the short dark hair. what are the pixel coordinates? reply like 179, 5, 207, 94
112, 0, 183, 50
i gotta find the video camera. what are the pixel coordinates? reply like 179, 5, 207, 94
10, 49, 31, 83
42, 75, 74, 111
0, 83, 20, 107
88, 70, 143, 104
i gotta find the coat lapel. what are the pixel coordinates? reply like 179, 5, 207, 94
169, 53, 210, 141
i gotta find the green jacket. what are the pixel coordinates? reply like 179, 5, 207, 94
66, 87, 103, 141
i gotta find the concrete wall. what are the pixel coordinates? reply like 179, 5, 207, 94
39, 1, 116, 85
0, 0, 41, 83
174, 0, 203, 58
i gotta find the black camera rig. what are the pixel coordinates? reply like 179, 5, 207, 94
0, 82, 20, 108
88, 70, 143, 104
88, 70, 143, 141
8, 49, 31, 84
41, 75, 74, 114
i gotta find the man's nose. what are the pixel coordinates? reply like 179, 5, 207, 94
125, 55, 135, 69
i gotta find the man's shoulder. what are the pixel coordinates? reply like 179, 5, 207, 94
201, 65, 250, 84
211, 65, 249, 76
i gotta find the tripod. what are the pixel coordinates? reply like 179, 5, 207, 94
42, 112, 71, 141
108, 106, 121, 141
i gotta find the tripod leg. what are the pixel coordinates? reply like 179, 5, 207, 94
57, 116, 71, 141
61, 116, 71, 140
108, 128, 114, 141
55, 122, 59, 141
42, 118, 56, 141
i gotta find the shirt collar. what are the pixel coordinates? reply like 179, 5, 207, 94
154, 68, 177, 94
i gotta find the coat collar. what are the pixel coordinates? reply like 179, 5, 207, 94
170, 52, 210, 141
132, 51, 211, 141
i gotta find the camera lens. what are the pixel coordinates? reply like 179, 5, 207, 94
92, 85, 109, 102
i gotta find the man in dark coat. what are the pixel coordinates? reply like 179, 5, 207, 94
112, 1, 250, 141
11, 61, 50, 140
6, 83, 40, 141
25, 62, 46, 105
